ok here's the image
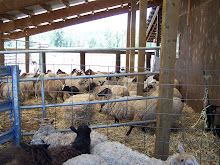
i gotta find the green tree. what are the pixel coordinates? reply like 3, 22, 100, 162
51, 29, 65, 47
88, 37, 97, 48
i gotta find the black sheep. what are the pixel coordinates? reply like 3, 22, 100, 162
70, 124, 91, 154
56, 69, 66, 75
62, 84, 80, 95
0, 143, 52, 165
206, 104, 220, 131
49, 125, 91, 165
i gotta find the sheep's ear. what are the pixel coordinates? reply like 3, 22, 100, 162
34, 118, 42, 124
20, 142, 31, 152
178, 145, 185, 153
70, 126, 78, 133
43, 144, 50, 149
132, 77, 137, 82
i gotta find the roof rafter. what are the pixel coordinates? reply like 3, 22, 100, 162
0, 0, 162, 33
39, 3, 52, 12
0, 0, 53, 14
4, 6, 130, 39
60, 0, 70, 8
18, 9, 34, 16
0, 13, 16, 20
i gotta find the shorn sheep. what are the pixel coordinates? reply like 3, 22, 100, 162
126, 97, 184, 136
91, 141, 199, 165
49, 125, 91, 165
0, 142, 52, 165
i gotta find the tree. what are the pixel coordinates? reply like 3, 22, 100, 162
51, 29, 66, 47
88, 37, 97, 48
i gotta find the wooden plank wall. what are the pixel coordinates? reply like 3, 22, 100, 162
175, 0, 220, 112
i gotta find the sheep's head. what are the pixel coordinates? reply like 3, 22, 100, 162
172, 145, 199, 165
70, 125, 91, 136
34, 118, 54, 126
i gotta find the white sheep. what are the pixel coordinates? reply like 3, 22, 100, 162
63, 154, 108, 165
98, 85, 130, 97
65, 78, 93, 93
35, 79, 64, 103
101, 96, 140, 123
91, 141, 199, 165
126, 97, 184, 136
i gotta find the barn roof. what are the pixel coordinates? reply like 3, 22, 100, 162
0, 0, 162, 40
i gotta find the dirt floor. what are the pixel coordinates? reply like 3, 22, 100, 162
0, 96, 219, 165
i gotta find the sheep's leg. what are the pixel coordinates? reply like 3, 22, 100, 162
126, 126, 134, 136
141, 127, 146, 133
115, 118, 119, 123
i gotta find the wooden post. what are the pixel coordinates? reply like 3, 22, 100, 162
130, 2, 136, 74
137, 0, 148, 96
0, 30, 4, 66
126, 10, 131, 73
187, 0, 191, 26
25, 36, 30, 73
115, 51, 121, 73
146, 52, 151, 71
80, 52, 85, 71
154, 0, 180, 160
42, 52, 46, 73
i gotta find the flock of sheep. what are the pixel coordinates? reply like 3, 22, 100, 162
0, 118, 199, 165
0, 67, 219, 164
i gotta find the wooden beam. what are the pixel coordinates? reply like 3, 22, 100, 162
156, 8, 162, 45
115, 51, 121, 73
130, 1, 136, 74
60, 0, 70, 8
187, 0, 191, 26
0, 0, 137, 33
0, 30, 4, 65
0, 13, 16, 20
25, 36, 30, 73
137, 0, 147, 96
80, 52, 85, 71
154, 0, 180, 160
4, 6, 130, 39
39, 3, 52, 13
18, 9, 34, 16
0, 0, 52, 14
126, 10, 131, 73
41, 52, 46, 73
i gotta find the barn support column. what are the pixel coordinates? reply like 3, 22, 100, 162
146, 52, 151, 71
129, 1, 136, 74
126, 10, 131, 73
42, 52, 46, 73
80, 52, 85, 71
154, 0, 180, 160
137, 0, 148, 96
0, 30, 4, 66
115, 51, 121, 73
25, 36, 30, 73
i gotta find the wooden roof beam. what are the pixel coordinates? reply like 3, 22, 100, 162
0, 0, 53, 14
60, 0, 70, 8
0, 13, 16, 20
0, 0, 162, 33
39, 3, 52, 13
4, 6, 130, 39
18, 9, 34, 17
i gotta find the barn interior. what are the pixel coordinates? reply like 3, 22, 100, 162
0, 0, 219, 164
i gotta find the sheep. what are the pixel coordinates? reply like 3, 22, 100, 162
31, 118, 108, 149
45, 71, 56, 77
32, 118, 56, 141
85, 69, 96, 75
126, 97, 184, 136
65, 77, 92, 94
204, 104, 220, 132
56, 73, 70, 84
56, 69, 66, 75
63, 154, 108, 165
0, 142, 52, 165
62, 84, 80, 96
101, 96, 138, 123
144, 84, 182, 99
35, 79, 64, 103
0, 81, 32, 103
96, 85, 130, 97
49, 125, 91, 165
71, 69, 85, 76
91, 141, 199, 165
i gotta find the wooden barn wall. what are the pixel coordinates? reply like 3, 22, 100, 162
175, 0, 220, 112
